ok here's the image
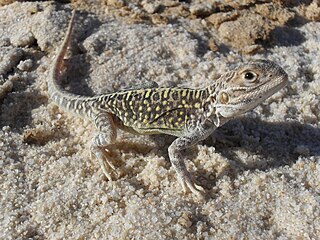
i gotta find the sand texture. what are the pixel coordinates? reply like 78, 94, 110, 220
0, 1, 320, 239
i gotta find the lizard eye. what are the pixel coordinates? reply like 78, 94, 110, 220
220, 92, 229, 104
243, 71, 257, 83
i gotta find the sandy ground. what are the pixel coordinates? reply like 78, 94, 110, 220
0, 1, 320, 239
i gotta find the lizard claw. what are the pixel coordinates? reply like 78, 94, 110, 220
91, 145, 119, 181
177, 174, 206, 199
186, 182, 206, 199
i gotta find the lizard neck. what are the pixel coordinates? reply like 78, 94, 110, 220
200, 85, 224, 127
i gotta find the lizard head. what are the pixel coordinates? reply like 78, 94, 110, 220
214, 59, 288, 119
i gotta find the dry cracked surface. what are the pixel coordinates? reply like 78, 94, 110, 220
0, 1, 320, 239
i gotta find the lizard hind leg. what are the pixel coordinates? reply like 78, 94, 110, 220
91, 112, 119, 181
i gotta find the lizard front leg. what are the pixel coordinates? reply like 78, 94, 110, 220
168, 123, 216, 197
91, 112, 119, 181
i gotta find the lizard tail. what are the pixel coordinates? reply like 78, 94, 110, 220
48, 10, 95, 118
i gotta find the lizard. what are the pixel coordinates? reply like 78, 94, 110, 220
48, 10, 288, 197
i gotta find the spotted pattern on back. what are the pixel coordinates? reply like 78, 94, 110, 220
100, 88, 210, 131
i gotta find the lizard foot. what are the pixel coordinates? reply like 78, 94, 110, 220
90, 145, 120, 181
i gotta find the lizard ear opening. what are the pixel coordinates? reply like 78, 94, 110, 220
220, 92, 229, 104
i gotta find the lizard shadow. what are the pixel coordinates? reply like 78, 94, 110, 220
200, 117, 320, 190
147, 117, 320, 195
59, 12, 102, 97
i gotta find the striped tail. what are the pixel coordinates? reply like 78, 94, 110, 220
48, 10, 95, 119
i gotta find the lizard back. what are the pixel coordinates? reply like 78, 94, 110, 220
97, 87, 210, 135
